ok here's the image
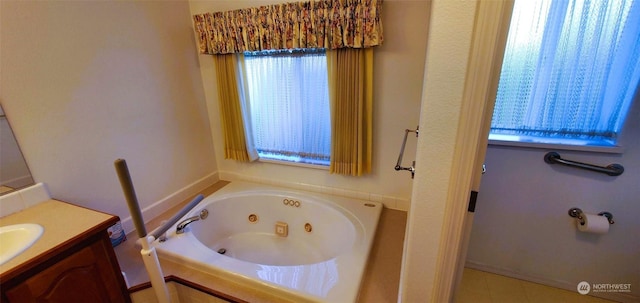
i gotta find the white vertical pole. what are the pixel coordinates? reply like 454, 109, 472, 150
140, 236, 171, 303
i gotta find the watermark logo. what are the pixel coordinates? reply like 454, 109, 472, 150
577, 281, 590, 295
577, 281, 632, 295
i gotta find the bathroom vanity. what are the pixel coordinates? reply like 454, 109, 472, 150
0, 200, 131, 302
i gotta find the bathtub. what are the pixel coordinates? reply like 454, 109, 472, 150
152, 181, 383, 302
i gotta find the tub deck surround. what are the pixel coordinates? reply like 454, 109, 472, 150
152, 181, 383, 303
115, 181, 408, 303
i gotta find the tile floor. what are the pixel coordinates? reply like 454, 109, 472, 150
456, 268, 618, 303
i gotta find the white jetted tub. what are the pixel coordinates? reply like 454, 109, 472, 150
152, 181, 383, 302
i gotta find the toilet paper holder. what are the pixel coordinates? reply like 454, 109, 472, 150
568, 207, 614, 225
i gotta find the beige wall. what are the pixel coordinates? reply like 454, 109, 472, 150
0, 0, 217, 222
188, 0, 430, 208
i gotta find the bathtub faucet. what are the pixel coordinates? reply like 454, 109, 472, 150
176, 209, 209, 234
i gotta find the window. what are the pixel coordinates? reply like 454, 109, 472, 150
242, 49, 331, 166
490, 0, 640, 147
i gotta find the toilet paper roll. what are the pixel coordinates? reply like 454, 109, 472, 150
577, 213, 610, 234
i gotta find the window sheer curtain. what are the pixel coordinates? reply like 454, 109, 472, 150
243, 50, 331, 165
327, 48, 373, 176
491, 0, 640, 143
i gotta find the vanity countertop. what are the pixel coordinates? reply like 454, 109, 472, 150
0, 199, 118, 279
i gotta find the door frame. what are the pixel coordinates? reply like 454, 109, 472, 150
447, 1, 515, 300
399, 1, 514, 302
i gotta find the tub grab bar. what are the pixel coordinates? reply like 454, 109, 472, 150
395, 126, 419, 179
544, 152, 624, 176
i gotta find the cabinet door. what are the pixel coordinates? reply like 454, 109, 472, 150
5, 236, 130, 303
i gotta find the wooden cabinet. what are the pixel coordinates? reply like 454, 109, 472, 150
1, 220, 131, 303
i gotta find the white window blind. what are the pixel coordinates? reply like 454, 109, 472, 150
243, 49, 331, 166
491, 0, 640, 146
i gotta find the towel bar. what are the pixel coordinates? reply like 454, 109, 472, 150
395, 126, 419, 178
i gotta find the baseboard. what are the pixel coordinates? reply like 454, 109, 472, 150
120, 172, 219, 235
465, 261, 638, 303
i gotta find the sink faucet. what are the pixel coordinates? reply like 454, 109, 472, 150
176, 209, 209, 234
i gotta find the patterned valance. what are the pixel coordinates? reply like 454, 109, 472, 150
193, 0, 383, 55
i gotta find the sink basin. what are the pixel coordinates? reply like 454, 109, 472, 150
0, 223, 44, 265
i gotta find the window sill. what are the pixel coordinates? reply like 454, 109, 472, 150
487, 139, 624, 154
257, 158, 330, 170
